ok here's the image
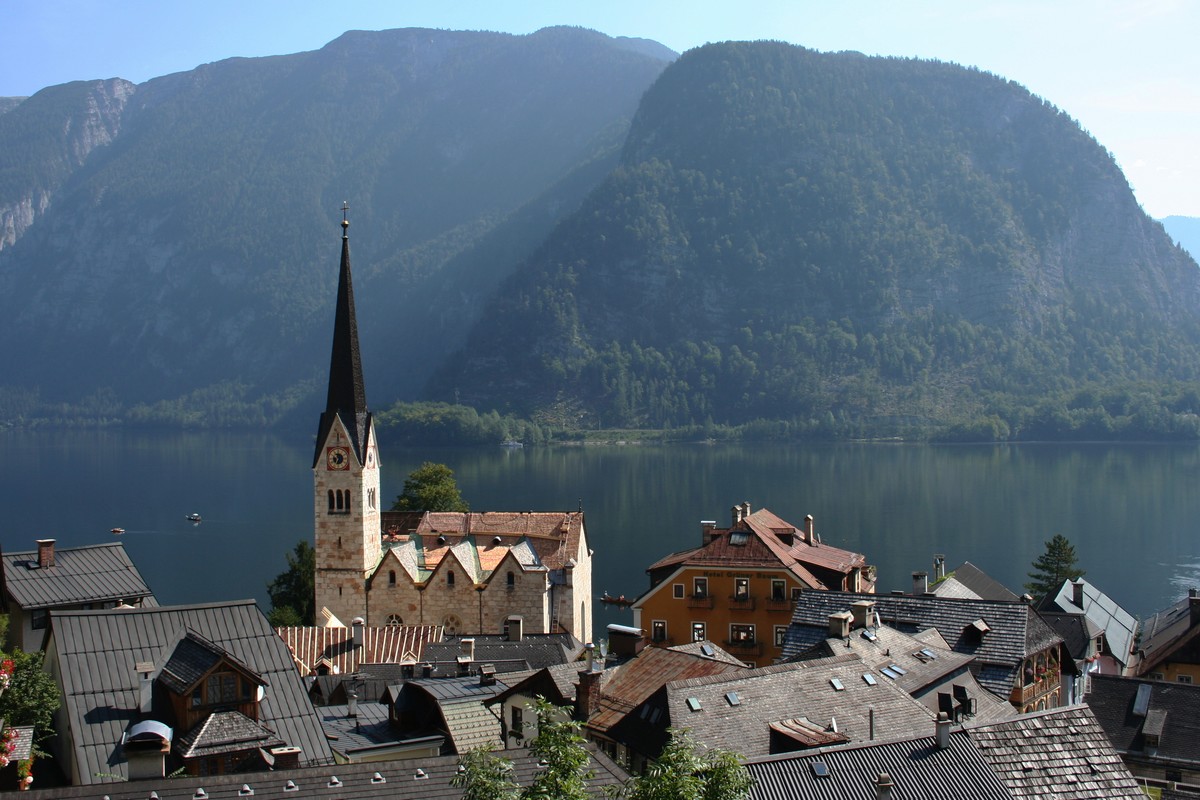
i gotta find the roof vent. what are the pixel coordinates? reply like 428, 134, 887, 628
493, 536, 503, 545
238, 786, 254, 797
327, 777, 342, 788
283, 781, 298, 793
414, 768, 428, 780
371, 772, 386, 784
193, 790, 208, 800
437, 536, 446, 545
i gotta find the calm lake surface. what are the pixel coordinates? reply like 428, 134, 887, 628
2, 429, 1197, 629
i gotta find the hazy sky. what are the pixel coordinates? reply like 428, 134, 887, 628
3, 1, 1197, 217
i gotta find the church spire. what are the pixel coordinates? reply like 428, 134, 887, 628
314, 203, 370, 466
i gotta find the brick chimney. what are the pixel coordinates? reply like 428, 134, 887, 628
36, 539, 55, 568
576, 669, 603, 719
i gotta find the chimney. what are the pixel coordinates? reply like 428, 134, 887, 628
421, 663, 433, 678
912, 571, 928, 596
576, 669, 603, 719
136, 661, 154, 714
828, 612, 852, 640
803, 515, 815, 544
347, 689, 358, 718
269, 747, 302, 771
36, 539, 55, 568
1190, 589, 1200, 626
935, 711, 951, 749
933, 554, 945, 581
458, 638, 475, 675
585, 642, 596, 672
479, 663, 497, 686
506, 616, 524, 642
700, 520, 717, 545
352, 617, 364, 649
850, 600, 875, 630
607, 623, 645, 658
122, 725, 171, 781
731, 505, 742, 527
1071, 580, 1085, 608
741, 501, 751, 520
875, 772, 894, 800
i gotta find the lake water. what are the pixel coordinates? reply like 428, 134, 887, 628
2, 429, 1197, 630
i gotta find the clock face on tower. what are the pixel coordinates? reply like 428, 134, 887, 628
327, 446, 350, 470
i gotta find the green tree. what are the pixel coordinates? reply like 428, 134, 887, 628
0, 648, 60, 743
615, 727, 753, 800
452, 746, 520, 800
524, 697, 593, 800
1025, 533, 1085, 600
392, 461, 469, 512
266, 540, 315, 626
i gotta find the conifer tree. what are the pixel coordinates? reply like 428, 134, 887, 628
1025, 534, 1084, 600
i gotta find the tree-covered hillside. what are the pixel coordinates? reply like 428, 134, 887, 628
430, 42, 1200, 439
0, 27, 672, 426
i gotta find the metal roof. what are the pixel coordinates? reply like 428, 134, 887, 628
46, 599, 334, 785
2, 542, 154, 610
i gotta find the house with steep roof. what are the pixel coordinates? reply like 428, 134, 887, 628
1088, 674, 1200, 791
1036, 577, 1139, 705
633, 503, 874, 665
310, 217, 591, 643
489, 625, 747, 767
744, 704, 1143, 800
44, 599, 334, 785
0, 539, 155, 651
925, 558, 1019, 602
782, 591, 1065, 713
381, 669, 509, 755
1136, 588, 1200, 685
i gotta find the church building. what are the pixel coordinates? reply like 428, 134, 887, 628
312, 210, 592, 644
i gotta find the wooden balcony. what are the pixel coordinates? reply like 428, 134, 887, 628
727, 594, 756, 611
764, 597, 793, 612
1009, 674, 1059, 707
724, 639, 763, 657
687, 594, 714, 609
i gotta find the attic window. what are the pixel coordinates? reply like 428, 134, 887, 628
810, 760, 830, 778
913, 648, 938, 662
830, 677, 845, 691
687, 697, 703, 712
887, 664, 907, 676
863, 673, 878, 686
700, 644, 715, 657
861, 629, 877, 642
729, 532, 749, 546
725, 691, 740, 706
881, 667, 901, 680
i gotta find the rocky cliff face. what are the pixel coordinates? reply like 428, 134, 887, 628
0, 78, 134, 251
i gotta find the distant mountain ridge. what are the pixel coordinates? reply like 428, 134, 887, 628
430, 41, 1200, 438
1161, 216, 1200, 262
0, 27, 673, 423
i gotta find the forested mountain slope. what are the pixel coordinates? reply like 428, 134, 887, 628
431, 42, 1200, 438
0, 27, 672, 424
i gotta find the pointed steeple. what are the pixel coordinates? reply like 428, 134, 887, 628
314, 204, 371, 466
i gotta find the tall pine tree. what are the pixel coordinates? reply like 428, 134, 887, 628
1025, 534, 1084, 600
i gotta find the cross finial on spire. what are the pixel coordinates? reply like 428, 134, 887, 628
341, 201, 350, 236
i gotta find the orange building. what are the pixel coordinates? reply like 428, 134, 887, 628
631, 502, 874, 666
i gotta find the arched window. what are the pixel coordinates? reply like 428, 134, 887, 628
506, 571, 515, 588
345, 490, 352, 510
386, 614, 402, 625
389, 570, 396, 586
335, 490, 344, 511
447, 570, 456, 586
327, 490, 335, 511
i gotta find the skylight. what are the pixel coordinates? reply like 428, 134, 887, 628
862, 673, 878, 686
830, 677, 845, 691
687, 697, 703, 712
881, 667, 901, 680
725, 691, 740, 706
888, 663, 907, 675
700, 644, 715, 657
810, 760, 830, 778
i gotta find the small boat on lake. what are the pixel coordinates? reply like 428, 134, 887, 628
186, 513, 202, 523
111, 527, 125, 535
599, 591, 634, 607
500, 439, 524, 448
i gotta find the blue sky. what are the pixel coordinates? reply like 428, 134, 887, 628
3, 1, 1197, 217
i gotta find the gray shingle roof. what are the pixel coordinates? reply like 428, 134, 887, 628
174, 710, 284, 759
744, 705, 1142, 800
22, 744, 628, 800
966, 704, 1144, 798
782, 591, 1062, 698
1088, 674, 1200, 768
2, 542, 153, 609
47, 599, 334, 785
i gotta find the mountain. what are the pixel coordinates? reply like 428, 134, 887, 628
0, 27, 673, 424
430, 41, 1200, 438
1162, 216, 1200, 262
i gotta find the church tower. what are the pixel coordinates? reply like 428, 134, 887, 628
313, 206, 381, 626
